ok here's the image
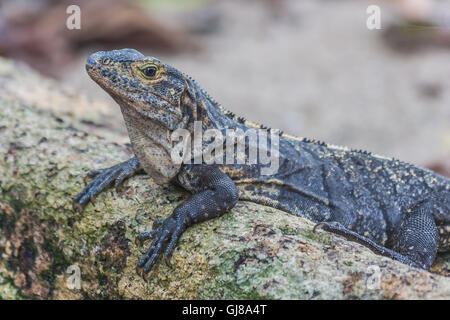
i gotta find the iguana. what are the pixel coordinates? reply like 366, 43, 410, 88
73, 48, 450, 277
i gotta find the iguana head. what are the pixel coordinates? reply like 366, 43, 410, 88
86, 48, 190, 131
86, 48, 198, 184
85, 48, 236, 184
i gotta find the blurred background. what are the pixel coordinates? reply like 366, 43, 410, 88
0, 0, 449, 176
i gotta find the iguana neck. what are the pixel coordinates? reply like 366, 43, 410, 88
117, 99, 181, 185
184, 77, 241, 132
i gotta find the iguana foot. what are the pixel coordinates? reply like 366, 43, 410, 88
135, 165, 238, 278
73, 157, 141, 213
313, 221, 421, 269
136, 215, 186, 278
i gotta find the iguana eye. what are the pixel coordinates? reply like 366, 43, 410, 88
101, 58, 111, 65
140, 65, 158, 79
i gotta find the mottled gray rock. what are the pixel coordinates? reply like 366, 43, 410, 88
0, 57, 449, 299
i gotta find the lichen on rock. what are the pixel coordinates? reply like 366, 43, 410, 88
0, 58, 449, 299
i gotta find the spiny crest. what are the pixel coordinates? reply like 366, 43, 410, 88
184, 73, 223, 110
353, 149, 372, 156
184, 72, 286, 135
184, 74, 423, 168
301, 137, 328, 147
237, 116, 246, 123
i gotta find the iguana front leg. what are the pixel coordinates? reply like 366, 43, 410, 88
136, 165, 239, 277
73, 157, 142, 212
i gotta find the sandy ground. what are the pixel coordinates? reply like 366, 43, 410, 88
65, 0, 450, 167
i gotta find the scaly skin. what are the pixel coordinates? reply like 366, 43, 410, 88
73, 49, 450, 278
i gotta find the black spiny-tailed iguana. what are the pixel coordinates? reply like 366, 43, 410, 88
73, 49, 450, 277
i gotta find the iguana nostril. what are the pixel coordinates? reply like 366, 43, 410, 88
86, 56, 96, 67
87, 56, 95, 64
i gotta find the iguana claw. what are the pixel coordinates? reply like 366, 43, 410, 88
72, 157, 141, 212
136, 214, 186, 277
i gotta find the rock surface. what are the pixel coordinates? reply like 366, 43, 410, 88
0, 58, 449, 299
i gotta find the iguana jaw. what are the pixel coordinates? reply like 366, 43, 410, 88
86, 49, 188, 131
